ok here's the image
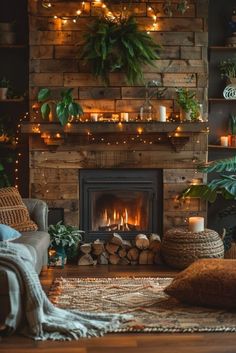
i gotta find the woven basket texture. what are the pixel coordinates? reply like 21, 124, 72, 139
161, 227, 224, 270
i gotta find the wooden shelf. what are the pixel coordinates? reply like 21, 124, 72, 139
0, 97, 25, 103
0, 44, 27, 49
21, 121, 209, 135
208, 144, 236, 149
209, 98, 236, 102
209, 46, 236, 50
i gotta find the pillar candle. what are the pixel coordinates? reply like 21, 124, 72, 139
121, 112, 129, 122
159, 106, 166, 122
188, 216, 204, 233
220, 136, 229, 147
90, 113, 98, 122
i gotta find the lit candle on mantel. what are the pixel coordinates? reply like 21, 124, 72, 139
220, 136, 229, 147
188, 216, 204, 233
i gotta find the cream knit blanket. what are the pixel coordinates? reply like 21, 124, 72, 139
0, 242, 131, 340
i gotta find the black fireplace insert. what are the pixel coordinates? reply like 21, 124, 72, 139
79, 169, 163, 240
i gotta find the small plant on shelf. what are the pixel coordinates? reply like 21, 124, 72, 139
176, 88, 200, 121
219, 57, 236, 83
38, 88, 83, 126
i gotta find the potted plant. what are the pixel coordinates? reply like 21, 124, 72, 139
48, 221, 84, 263
0, 77, 9, 100
38, 88, 83, 126
181, 155, 236, 255
176, 88, 200, 121
80, 15, 160, 85
219, 57, 236, 84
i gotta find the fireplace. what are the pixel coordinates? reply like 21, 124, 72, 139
79, 169, 163, 240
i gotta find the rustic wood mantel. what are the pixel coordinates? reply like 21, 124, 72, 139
22, 121, 209, 134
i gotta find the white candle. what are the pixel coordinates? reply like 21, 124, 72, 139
188, 217, 204, 233
91, 113, 98, 122
121, 112, 129, 122
220, 136, 228, 147
159, 106, 166, 122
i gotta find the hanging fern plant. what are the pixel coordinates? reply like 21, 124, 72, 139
80, 15, 161, 85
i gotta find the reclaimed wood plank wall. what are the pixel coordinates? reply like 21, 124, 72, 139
28, 0, 209, 232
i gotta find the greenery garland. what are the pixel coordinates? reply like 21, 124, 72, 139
80, 15, 160, 85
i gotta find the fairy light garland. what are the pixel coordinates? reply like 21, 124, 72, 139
41, 0, 86, 23
14, 112, 29, 189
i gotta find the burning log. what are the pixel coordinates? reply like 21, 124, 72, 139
135, 234, 150, 250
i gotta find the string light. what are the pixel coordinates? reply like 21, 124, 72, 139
14, 112, 29, 189
41, 0, 85, 23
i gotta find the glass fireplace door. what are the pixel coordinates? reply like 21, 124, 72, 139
79, 169, 162, 240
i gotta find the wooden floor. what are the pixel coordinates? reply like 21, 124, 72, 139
1, 265, 236, 353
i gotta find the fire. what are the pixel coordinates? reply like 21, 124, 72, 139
100, 206, 141, 231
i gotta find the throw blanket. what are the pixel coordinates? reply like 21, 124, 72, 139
0, 242, 132, 340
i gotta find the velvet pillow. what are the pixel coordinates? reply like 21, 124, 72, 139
0, 187, 38, 232
164, 259, 236, 309
0, 224, 21, 241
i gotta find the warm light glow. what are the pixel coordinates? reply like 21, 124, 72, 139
76, 9, 82, 15
137, 127, 143, 134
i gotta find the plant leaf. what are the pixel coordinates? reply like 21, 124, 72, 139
41, 102, 50, 119
38, 88, 51, 102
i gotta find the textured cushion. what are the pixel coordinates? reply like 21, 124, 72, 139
164, 259, 236, 309
0, 224, 21, 241
0, 187, 37, 232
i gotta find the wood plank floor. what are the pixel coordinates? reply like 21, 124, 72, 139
1, 264, 236, 353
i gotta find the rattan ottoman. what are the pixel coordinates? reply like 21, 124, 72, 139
161, 227, 224, 270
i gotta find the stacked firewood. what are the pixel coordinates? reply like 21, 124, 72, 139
77, 233, 162, 266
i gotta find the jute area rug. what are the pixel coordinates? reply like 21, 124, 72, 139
49, 277, 236, 333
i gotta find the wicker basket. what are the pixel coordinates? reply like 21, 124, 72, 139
161, 227, 224, 270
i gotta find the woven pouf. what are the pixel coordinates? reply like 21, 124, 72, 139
161, 227, 224, 270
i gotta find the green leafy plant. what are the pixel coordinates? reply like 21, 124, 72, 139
182, 155, 236, 203
48, 221, 84, 260
80, 15, 160, 85
182, 155, 236, 249
219, 57, 236, 81
176, 88, 200, 120
38, 88, 83, 126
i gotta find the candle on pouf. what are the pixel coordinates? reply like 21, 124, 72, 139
159, 106, 166, 122
188, 216, 204, 233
